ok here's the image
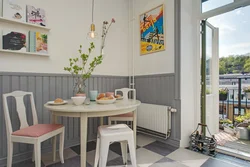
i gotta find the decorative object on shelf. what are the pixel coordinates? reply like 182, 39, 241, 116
87, 0, 98, 39
189, 123, 217, 157
26, 5, 46, 27
219, 88, 228, 101
0, 17, 50, 31
243, 86, 250, 99
100, 18, 115, 56
89, 90, 98, 101
2, 30, 27, 52
3, 0, 26, 22
29, 31, 48, 53
140, 4, 165, 55
64, 43, 103, 96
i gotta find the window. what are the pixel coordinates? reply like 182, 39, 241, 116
202, 0, 234, 13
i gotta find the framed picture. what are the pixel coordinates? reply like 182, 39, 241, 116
140, 4, 165, 55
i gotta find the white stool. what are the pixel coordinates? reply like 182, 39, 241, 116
94, 124, 137, 167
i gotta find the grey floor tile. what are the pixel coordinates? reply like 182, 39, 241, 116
137, 134, 156, 147
12, 159, 44, 167
107, 156, 132, 166
109, 142, 139, 156
42, 148, 78, 166
47, 156, 91, 167
201, 158, 239, 167
86, 150, 120, 166
144, 141, 178, 156
149, 157, 188, 167
128, 148, 163, 166
71, 141, 96, 155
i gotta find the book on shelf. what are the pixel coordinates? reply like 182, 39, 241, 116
29, 31, 48, 54
2, 0, 26, 22
2, 30, 27, 52
26, 5, 46, 27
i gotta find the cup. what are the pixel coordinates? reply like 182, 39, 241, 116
89, 90, 98, 101
106, 92, 114, 97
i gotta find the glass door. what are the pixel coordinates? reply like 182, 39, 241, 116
201, 20, 219, 135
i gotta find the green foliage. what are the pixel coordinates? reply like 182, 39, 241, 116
64, 42, 103, 80
219, 119, 232, 124
219, 54, 250, 74
219, 88, 228, 95
206, 89, 211, 94
235, 113, 250, 123
243, 86, 250, 93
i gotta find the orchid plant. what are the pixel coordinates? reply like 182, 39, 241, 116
64, 18, 115, 95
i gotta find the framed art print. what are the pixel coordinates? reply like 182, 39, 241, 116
140, 4, 165, 55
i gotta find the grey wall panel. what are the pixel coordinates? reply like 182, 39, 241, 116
135, 74, 175, 106
0, 72, 128, 166
134, 73, 180, 147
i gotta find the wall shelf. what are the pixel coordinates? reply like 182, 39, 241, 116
0, 17, 51, 31
0, 49, 50, 57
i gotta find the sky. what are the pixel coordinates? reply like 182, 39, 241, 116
203, 0, 250, 57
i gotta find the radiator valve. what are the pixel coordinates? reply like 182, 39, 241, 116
170, 108, 177, 112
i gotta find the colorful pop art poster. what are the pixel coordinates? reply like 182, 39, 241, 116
140, 5, 165, 55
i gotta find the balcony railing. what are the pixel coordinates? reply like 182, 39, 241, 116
217, 75, 250, 124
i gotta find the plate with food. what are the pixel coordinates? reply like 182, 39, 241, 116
96, 93, 116, 104
47, 98, 68, 105
115, 94, 123, 100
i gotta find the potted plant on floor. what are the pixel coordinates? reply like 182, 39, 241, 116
219, 119, 232, 130
235, 113, 250, 140
219, 88, 228, 101
223, 123, 235, 135
243, 86, 250, 99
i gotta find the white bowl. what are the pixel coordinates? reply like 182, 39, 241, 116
71, 96, 86, 105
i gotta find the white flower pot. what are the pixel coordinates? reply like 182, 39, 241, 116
245, 92, 250, 99
224, 126, 235, 135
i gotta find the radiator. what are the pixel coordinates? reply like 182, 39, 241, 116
137, 103, 176, 139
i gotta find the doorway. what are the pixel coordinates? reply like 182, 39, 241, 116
200, 1, 250, 160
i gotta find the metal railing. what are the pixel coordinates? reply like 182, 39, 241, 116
217, 75, 250, 124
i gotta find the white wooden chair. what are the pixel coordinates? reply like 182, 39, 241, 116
108, 88, 136, 126
3, 91, 65, 167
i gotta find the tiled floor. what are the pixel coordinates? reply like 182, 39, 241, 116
12, 134, 250, 167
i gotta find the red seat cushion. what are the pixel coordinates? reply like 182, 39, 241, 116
12, 124, 63, 137
111, 112, 133, 117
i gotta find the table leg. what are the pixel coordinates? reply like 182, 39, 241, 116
133, 109, 137, 147
80, 113, 88, 167
52, 112, 58, 161
100, 117, 104, 126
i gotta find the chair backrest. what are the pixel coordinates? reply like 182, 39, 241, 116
115, 88, 136, 100
3, 91, 38, 137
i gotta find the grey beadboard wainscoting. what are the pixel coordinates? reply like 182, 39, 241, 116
0, 72, 128, 166
134, 73, 181, 147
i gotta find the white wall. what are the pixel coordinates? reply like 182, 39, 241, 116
0, 0, 129, 76
132, 0, 175, 75
180, 0, 200, 147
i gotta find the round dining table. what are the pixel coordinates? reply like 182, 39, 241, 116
44, 99, 141, 167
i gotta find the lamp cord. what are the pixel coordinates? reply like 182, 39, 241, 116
92, 0, 94, 23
